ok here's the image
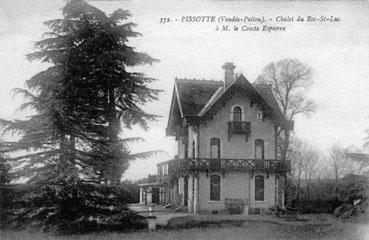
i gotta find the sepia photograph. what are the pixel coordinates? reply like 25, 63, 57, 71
0, 0, 368, 239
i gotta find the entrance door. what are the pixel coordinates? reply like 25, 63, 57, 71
184, 177, 188, 206
152, 187, 160, 204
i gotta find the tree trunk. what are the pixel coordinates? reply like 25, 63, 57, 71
335, 168, 339, 200
59, 134, 68, 174
282, 129, 290, 207
306, 180, 310, 200
107, 84, 121, 185
68, 136, 77, 178
281, 129, 290, 161
296, 176, 301, 201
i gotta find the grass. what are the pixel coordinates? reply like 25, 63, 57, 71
1, 221, 368, 240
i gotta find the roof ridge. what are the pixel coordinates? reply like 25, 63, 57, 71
198, 86, 224, 116
252, 82, 273, 88
175, 77, 222, 84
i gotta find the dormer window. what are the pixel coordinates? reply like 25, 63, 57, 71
233, 106, 242, 122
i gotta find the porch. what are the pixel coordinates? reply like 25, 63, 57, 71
138, 182, 167, 205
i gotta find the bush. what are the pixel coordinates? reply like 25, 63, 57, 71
0, 186, 13, 225
117, 181, 140, 204
1, 179, 146, 234
339, 174, 369, 202
333, 203, 352, 217
0, 183, 40, 227
286, 174, 369, 214
225, 198, 245, 214
293, 199, 343, 214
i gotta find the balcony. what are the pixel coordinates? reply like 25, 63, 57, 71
228, 121, 251, 140
164, 158, 291, 175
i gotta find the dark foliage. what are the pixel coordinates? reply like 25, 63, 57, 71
0, 157, 10, 186
338, 174, 369, 202
0, 0, 159, 233
333, 199, 368, 220
0, 0, 160, 185
117, 180, 140, 204
286, 174, 369, 214
292, 199, 343, 214
0, 180, 146, 233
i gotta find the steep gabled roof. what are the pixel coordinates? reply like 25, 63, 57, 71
166, 78, 222, 136
166, 75, 288, 136
198, 74, 284, 121
175, 78, 223, 117
253, 84, 285, 121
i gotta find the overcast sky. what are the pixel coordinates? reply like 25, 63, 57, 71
1, 0, 369, 180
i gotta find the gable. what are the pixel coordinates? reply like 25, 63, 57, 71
166, 79, 222, 136
166, 75, 290, 137
199, 74, 284, 122
166, 86, 182, 136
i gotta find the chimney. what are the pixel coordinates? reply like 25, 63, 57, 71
222, 62, 236, 88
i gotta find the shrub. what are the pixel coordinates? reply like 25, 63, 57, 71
0, 183, 39, 227
339, 174, 369, 202
1, 179, 146, 234
293, 199, 343, 214
0, 157, 10, 186
117, 181, 140, 204
225, 198, 245, 214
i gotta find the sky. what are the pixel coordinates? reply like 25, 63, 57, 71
1, 0, 369, 180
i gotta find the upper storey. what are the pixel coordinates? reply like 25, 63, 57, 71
166, 62, 293, 142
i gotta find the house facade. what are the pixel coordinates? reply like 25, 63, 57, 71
140, 63, 293, 214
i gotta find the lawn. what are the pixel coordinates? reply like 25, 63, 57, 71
1, 221, 368, 240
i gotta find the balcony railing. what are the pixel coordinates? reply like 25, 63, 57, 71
162, 158, 291, 175
228, 121, 251, 134
228, 121, 251, 140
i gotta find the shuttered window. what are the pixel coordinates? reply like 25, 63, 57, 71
255, 175, 264, 201
210, 175, 221, 201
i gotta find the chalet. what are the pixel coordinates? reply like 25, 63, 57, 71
139, 62, 293, 214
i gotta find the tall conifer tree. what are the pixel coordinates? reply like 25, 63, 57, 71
0, 0, 159, 231
2, 0, 159, 183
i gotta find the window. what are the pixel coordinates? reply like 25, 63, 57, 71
210, 138, 221, 168
233, 106, 242, 122
210, 175, 221, 201
255, 139, 265, 160
210, 138, 220, 159
255, 175, 264, 201
192, 141, 196, 158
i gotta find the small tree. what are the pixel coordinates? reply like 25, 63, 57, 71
290, 139, 319, 200
289, 139, 304, 200
329, 144, 348, 199
346, 152, 369, 176
256, 59, 316, 206
256, 59, 316, 162
301, 148, 319, 199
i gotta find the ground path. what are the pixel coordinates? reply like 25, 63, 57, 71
1, 205, 367, 240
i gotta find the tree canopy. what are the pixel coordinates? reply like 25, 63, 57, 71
0, 0, 159, 232
1, 0, 160, 184
256, 59, 316, 161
